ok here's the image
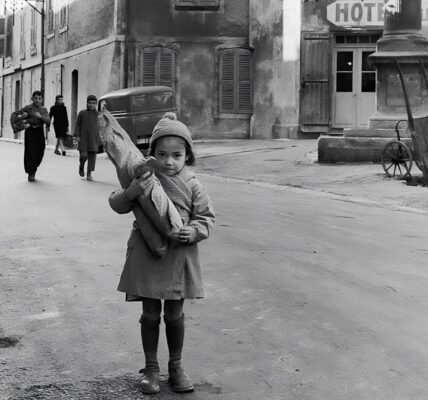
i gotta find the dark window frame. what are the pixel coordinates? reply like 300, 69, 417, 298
175, 0, 220, 11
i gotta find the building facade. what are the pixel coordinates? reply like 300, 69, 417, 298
1, 0, 427, 142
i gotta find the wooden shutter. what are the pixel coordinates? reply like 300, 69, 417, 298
220, 50, 235, 112
220, 48, 253, 113
142, 49, 157, 86
176, 0, 219, 9
159, 50, 175, 88
300, 32, 331, 131
238, 50, 252, 113
198, 0, 220, 7
142, 47, 175, 88
176, 0, 196, 6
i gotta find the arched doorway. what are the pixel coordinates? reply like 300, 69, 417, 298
71, 69, 78, 131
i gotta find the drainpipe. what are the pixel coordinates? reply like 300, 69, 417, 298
123, 0, 129, 88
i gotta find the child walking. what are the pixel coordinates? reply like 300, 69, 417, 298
108, 116, 215, 394
74, 95, 100, 181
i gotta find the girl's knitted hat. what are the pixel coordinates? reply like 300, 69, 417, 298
150, 114, 193, 150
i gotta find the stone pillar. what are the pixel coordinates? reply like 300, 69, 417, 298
369, 0, 428, 128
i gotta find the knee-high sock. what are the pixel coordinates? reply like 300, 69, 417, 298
140, 316, 160, 370
164, 314, 184, 365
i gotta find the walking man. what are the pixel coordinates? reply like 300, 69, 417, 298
11, 91, 50, 182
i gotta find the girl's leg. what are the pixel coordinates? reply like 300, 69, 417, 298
164, 299, 194, 392
140, 298, 162, 394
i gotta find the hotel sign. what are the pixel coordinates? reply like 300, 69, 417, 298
327, 0, 428, 27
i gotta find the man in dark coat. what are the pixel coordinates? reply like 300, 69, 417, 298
74, 94, 100, 181
10, 91, 50, 182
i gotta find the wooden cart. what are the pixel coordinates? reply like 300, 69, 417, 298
381, 59, 428, 185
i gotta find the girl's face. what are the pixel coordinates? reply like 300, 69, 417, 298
154, 136, 188, 176
56, 97, 64, 105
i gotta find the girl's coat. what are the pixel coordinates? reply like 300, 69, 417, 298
109, 167, 215, 300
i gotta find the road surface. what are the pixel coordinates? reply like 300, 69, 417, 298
0, 141, 427, 399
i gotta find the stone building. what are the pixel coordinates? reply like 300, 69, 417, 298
4, 0, 426, 142
0, 0, 302, 141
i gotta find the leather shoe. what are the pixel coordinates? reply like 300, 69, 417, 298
140, 368, 160, 394
168, 362, 194, 393
87, 173, 93, 181
28, 173, 35, 182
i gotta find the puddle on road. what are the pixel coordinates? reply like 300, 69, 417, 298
12, 374, 224, 399
0, 336, 20, 348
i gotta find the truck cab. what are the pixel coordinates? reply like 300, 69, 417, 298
99, 86, 175, 151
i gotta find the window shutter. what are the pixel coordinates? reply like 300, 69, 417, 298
176, 0, 196, 6
142, 50, 157, 86
198, 0, 220, 7
220, 50, 235, 112
237, 50, 252, 112
159, 50, 175, 88
176, 0, 220, 9
300, 32, 331, 130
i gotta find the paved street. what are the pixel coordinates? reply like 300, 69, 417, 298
1, 140, 428, 399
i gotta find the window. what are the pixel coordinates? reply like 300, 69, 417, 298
19, 15, 25, 59
59, 2, 68, 31
30, 10, 37, 52
175, 0, 220, 10
141, 47, 176, 90
219, 48, 253, 114
47, 0, 54, 33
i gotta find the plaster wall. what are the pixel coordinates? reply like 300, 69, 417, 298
127, 0, 250, 138
249, 0, 300, 139
1, 43, 119, 139
128, 0, 248, 38
45, 0, 115, 58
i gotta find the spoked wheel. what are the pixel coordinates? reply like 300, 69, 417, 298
381, 140, 413, 178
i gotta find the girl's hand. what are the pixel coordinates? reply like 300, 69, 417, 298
178, 226, 194, 244
125, 171, 154, 200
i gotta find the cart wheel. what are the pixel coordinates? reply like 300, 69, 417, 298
381, 140, 413, 178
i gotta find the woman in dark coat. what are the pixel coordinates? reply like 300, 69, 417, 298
74, 94, 100, 181
49, 95, 69, 156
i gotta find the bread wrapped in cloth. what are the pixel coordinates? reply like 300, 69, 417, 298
97, 109, 183, 257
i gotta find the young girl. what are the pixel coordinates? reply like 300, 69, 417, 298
108, 116, 215, 394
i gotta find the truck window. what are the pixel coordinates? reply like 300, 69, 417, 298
131, 93, 173, 114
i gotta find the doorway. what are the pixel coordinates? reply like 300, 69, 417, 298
332, 34, 380, 129
15, 80, 21, 111
71, 69, 78, 131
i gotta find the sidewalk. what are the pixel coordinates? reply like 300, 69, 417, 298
3, 136, 428, 213
193, 138, 428, 214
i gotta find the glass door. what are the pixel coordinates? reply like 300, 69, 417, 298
333, 48, 376, 128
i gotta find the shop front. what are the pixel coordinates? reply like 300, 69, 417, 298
301, 0, 428, 134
